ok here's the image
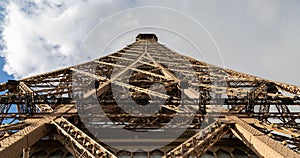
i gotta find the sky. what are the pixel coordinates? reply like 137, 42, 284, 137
0, 0, 300, 86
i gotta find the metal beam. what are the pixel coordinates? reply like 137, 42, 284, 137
52, 117, 117, 158
227, 115, 300, 158
19, 82, 53, 112
0, 105, 74, 158
164, 121, 229, 158
82, 42, 148, 99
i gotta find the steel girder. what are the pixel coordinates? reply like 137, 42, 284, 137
0, 34, 299, 157
228, 115, 299, 158
52, 117, 117, 158
164, 121, 229, 158
0, 105, 74, 158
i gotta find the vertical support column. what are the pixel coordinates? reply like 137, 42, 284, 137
130, 152, 133, 158
22, 148, 30, 158
246, 92, 254, 115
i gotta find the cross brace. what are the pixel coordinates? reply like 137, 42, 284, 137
0, 105, 74, 158
52, 117, 117, 158
164, 121, 229, 158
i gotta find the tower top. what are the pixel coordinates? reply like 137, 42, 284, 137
136, 33, 158, 41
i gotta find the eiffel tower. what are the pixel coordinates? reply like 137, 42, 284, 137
0, 34, 299, 158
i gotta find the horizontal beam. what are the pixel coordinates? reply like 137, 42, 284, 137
249, 118, 300, 138
19, 82, 53, 112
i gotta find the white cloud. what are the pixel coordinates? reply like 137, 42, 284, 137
0, 0, 133, 78
1, 0, 300, 86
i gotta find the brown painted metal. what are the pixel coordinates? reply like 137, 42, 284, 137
0, 105, 74, 158
228, 115, 299, 158
0, 34, 299, 157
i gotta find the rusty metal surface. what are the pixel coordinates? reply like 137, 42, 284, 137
53, 117, 117, 158
164, 122, 229, 158
0, 105, 74, 158
228, 115, 299, 158
0, 34, 299, 157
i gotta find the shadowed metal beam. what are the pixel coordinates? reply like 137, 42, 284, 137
164, 122, 229, 158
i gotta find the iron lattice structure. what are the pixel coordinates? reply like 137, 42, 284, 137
0, 34, 299, 158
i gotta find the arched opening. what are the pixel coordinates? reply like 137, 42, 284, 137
48, 149, 64, 158
117, 151, 131, 158
201, 150, 214, 158
150, 149, 163, 158
31, 149, 47, 158
216, 149, 231, 158
232, 149, 247, 158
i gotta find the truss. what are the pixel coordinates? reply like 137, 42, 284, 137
0, 34, 299, 158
